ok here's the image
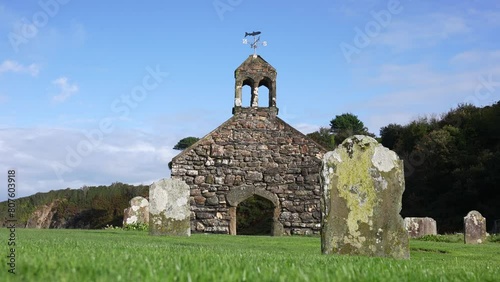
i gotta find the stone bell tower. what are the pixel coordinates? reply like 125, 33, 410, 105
171, 51, 326, 236
233, 55, 278, 115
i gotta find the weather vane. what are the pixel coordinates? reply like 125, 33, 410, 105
242, 31, 267, 57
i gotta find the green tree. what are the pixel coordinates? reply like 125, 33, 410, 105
173, 137, 200, 150
169, 136, 200, 169
378, 101, 500, 232
329, 113, 373, 144
306, 127, 336, 151
380, 123, 404, 149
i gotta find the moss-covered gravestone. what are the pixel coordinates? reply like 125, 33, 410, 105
404, 217, 437, 238
123, 196, 149, 226
321, 135, 409, 259
149, 178, 190, 236
464, 210, 486, 244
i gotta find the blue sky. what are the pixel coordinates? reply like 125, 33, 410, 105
1, 0, 499, 201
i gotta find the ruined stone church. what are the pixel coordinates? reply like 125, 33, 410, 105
171, 55, 326, 235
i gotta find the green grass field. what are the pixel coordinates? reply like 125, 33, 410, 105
1, 229, 499, 282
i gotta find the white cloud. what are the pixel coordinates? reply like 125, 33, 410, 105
351, 55, 500, 134
52, 77, 78, 102
0, 128, 177, 202
468, 9, 500, 26
97, 143, 156, 154
451, 50, 500, 65
372, 71, 492, 109
294, 123, 320, 135
363, 112, 415, 136
369, 63, 439, 87
0, 60, 40, 76
376, 14, 471, 51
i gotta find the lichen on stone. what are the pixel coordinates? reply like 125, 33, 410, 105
321, 135, 410, 259
149, 178, 191, 236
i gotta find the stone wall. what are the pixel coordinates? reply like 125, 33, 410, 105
171, 107, 325, 235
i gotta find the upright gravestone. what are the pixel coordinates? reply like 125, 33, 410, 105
404, 217, 437, 238
321, 135, 409, 259
123, 196, 149, 226
149, 178, 191, 236
494, 219, 500, 234
464, 210, 486, 244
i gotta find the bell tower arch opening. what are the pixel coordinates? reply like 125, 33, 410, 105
258, 77, 274, 107
233, 55, 278, 114
241, 77, 254, 107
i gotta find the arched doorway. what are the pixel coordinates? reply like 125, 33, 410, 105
226, 186, 284, 236
236, 195, 274, 235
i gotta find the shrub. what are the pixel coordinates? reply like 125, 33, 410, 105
416, 234, 463, 243
487, 234, 500, 243
123, 223, 149, 231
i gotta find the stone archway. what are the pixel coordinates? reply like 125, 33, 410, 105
237, 195, 274, 235
226, 186, 284, 236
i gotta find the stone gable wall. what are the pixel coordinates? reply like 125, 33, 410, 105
171, 108, 325, 235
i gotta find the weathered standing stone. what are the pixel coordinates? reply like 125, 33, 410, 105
404, 217, 437, 238
464, 210, 486, 244
149, 178, 191, 236
493, 219, 500, 234
321, 135, 409, 259
123, 196, 149, 226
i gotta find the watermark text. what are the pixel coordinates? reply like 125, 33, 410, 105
6, 170, 17, 275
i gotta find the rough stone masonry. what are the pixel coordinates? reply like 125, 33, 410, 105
149, 178, 191, 236
171, 55, 326, 235
321, 135, 410, 259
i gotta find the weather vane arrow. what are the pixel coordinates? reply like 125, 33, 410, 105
242, 31, 267, 57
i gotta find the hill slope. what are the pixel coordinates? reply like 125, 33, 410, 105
0, 182, 148, 229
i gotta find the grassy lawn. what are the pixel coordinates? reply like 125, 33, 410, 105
0, 229, 499, 281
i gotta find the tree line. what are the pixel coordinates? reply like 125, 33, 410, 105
0, 182, 148, 229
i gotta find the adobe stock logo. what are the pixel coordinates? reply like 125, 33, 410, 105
8, 0, 71, 53
340, 0, 408, 63
463, 74, 500, 105
213, 0, 243, 21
